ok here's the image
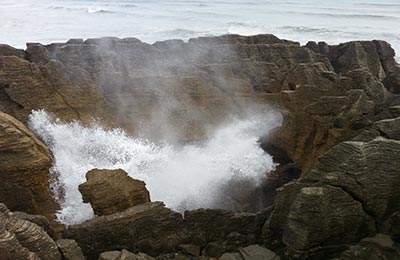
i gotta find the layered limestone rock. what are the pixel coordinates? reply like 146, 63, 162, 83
0, 35, 397, 177
64, 202, 269, 259
0, 34, 399, 259
0, 203, 61, 260
64, 202, 185, 259
0, 111, 57, 217
79, 169, 150, 216
0, 55, 110, 124
56, 239, 86, 260
309, 137, 400, 221
339, 234, 400, 260
383, 66, 400, 94
98, 249, 154, 260
263, 123, 400, 259
220, 245, 280, 260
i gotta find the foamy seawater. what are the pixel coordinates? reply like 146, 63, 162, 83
28, 110, 281, 225
0, 0, 399, 57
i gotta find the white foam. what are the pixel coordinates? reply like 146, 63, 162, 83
28, 110, 281, 225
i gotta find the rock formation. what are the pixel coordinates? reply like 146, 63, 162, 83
63, 201, 270, 259
79, 169, 150, 216
0, 34, 399, 259
262, 119, 400, 258
339, 234, 400, 260
0, 203, 61, 260
98, 249, 154, 260
64, 202, 185, 258
0, 111, 57, 218
56, 239, 86, 260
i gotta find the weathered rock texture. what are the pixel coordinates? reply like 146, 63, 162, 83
220, 245, 280, 260
0, 35, 398, 181
1, 34, 398, 215
98, 249, 154, 260
339, 234, 400, 260
0, 111, 57, 218
262, 124, 400, 258
64, 202, 185, 259
79, 169, 150, 216
0, 34, 400, 259
64, 202, 270, 259
0, 203, 61, 260
56, 239, 86, 260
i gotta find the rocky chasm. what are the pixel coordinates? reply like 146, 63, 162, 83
0, 34, 400, 260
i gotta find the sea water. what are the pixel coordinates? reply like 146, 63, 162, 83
29, 110, 281, 225
0, 0, 399, 57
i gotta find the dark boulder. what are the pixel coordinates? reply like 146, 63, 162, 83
339, 234, 400, 260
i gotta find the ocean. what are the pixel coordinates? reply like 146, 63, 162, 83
0, 0, 399, 56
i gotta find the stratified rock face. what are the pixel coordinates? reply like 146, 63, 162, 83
0, 111, 57, 218
0, 34, 399, 259
0, 56, 109, 124
383, 66, 400, 94
264, 128, 400, 259
56, 239, 86, 260
0, 34, 397, 176
64, 202, 185, 259
0, 44, 25, 58
12, 211, 56, 238
0, 203, 62, 260
220, 244, 280, 260
98, 249, 154, 260
267, 181, 375, 258
339, 234, 400, 260
64, 202, 269, 259
309, 137, 400, 221
78, 169, 151, 216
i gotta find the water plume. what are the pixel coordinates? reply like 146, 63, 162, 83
29, 109, 281, 225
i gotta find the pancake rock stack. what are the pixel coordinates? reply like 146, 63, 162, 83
0, 34, 399, 259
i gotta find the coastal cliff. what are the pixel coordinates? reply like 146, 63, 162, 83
0, 34, 399, 259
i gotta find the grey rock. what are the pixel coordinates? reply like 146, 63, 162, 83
310, 137, 400, 220
0, 44, 25, 58
239, 245, 280, 260
383, 66, 400, 94
339, 234, 400, 260
57, 239, 86, 260
375, 117, 400, 140
220, 252, 243, 260
177, 244, 201, 256
26, 43, 51, 64
99, 251, 121, 260
98, 250, 154, 260
202, 242, 224, 258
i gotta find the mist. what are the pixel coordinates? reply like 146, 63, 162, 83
29, 109, 281, 225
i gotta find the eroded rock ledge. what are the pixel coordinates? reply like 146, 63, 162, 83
0, 34, 399, 259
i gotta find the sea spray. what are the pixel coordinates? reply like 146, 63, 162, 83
28, 110, 281, 225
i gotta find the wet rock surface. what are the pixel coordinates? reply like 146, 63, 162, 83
57, 239, 86, 260
0, 111, 57, 218
0, 34, 399, 260
0, 203, 62, 260
79, 169, 151, 216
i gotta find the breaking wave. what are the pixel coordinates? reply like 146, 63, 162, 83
28, 110, 281, 225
